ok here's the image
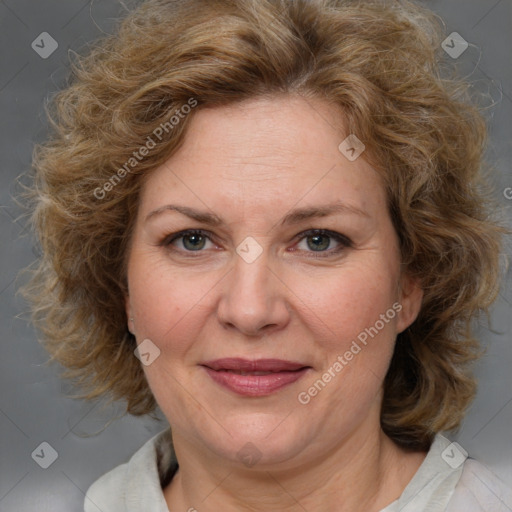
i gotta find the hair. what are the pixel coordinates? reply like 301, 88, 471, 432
22, 0, 507, 451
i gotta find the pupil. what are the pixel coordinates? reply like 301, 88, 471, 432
308, 234, 330, 251
184, 234, 205, 251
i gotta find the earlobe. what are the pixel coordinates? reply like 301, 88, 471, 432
396, 274, 423, 334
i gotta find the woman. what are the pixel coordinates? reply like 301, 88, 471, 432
24, 0, 511, 510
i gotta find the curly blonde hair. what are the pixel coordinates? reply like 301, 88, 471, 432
23, 0, 506, 450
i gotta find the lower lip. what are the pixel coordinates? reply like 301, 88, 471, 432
203, 367, 309, 396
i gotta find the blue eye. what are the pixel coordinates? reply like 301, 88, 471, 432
163, 228, 351, 257
294, 229, 352, 256
303, 232, 331, 251
167, 230, 215, 252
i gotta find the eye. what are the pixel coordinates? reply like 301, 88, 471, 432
162, 228, 352, 258
293, 229, 352, 256
165, 229, 216, 252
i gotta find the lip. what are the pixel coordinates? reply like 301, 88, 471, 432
201, 358, 310, 397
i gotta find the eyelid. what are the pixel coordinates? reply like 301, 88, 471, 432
292, 228, 352, 247
163, 228, 352, 257
290, 228, 352, 258
164, 228, 219, 247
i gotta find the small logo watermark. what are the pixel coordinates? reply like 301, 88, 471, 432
338, 134, 365, 162
237, 442, 262, 467
31, 32, 58, 59
31, 442, 59, 469
236, 236, 263, 264
442, 32, 469, 59
441, 442, 468, 469
134, 338, 161, 366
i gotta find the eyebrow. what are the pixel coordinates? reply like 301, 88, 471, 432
145, 200, 369, 226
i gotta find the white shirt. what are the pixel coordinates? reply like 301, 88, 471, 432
84, 429, 512, 512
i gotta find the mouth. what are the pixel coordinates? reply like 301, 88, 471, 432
201, 358, 311, 396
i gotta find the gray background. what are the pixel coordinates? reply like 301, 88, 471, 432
0, 1, 511, 510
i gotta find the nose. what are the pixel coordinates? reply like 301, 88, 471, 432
216, 249, 291, 337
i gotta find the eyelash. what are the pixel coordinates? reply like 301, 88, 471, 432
162, 228, 352, 258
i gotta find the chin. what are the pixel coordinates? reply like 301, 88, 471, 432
200, 412, 313, 468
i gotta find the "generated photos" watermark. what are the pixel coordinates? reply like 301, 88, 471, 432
94, 97, 198, 200
298, 302, 402, 404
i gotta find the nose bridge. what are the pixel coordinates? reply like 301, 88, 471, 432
232, 250, 270, 301
217, 246, 289, 335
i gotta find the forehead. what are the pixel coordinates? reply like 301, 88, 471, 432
172, 94, 346, 167
138, 94, 386, 218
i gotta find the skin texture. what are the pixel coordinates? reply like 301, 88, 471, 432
125, 94, 425, 512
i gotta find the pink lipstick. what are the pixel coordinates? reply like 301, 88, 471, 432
201, 358, 310, 397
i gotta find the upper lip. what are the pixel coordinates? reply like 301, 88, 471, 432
201, 358, 308, 372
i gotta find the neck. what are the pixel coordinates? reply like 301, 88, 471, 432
164, 421, 427, 512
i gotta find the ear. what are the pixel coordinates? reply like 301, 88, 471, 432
396, 273, 423, 334
125, 294, 134, 334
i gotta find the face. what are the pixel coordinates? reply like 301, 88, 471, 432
125, 94, 422, 468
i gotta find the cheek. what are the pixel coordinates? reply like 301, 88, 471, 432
292, 264, 401, 402
128, 254, 216, 350
292, 264, 400, 343
302, 275, 400, 416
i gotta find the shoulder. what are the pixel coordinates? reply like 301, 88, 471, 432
84, 428, 174, 512
84, 460, 129, 511
384, 434, 512, 512
447, 458, 512, 512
